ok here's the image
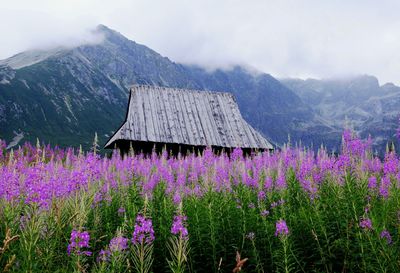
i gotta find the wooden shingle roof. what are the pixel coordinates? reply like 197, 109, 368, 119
105, 85, 273, 150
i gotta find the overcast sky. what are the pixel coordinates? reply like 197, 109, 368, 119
1, 0, 400, 84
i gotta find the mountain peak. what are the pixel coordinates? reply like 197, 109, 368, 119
93, 24, 128, 44
96, 24, 111, 31
345, 74, 380, 91
95, 24, 117, 35
0, 24, 125, 70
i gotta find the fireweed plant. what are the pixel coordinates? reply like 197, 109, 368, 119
0, 130, 399, 272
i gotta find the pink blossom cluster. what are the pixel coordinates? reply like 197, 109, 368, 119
67, 229, 91, 256
275, 219, 289, 237
109, 236, 129, 252
132, 214, 155, 245
171, 215, 189, 239
0, 130, 399, 214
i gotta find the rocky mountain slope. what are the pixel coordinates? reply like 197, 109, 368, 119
0, 25, 346, 151
282, 76, 400, 153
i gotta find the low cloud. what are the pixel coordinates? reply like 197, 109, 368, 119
1, 0, 399, 84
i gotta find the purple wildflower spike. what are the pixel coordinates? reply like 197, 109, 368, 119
132, 214, 155, 245
171, 215, 189, 239
97, 249, 111, 263
275, 219, 289, 236
359, 218, 373, 230
380, 229, 392, 244
67, 229, 91, 256
109, 236, 129, 252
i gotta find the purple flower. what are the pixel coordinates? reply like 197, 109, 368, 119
275, 219, 289, 237
383, 153, 398, 175
109, 236, 129, 252
257, 191, 266, 201
276, 174, 286, 189
231, 147, 243, 161
248, 203, 255, 209
380, 229, 392, 244
271, 199, 285, 209
132, 214, 155, 245
173, 192, 181, 205
117, 207, 126, 216
171, 215, 189, 239
342, 129, 372, 157
359, 218, 373, 230
368, 177, 377, 189
379, 176, 390, 199
67, 229, 91, 256
97, 249, 111, 263
264, 177, 273, 191
379, 186, 389, 199
260, 210, 270, 217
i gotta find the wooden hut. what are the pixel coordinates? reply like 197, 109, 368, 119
105, 85, 273, 155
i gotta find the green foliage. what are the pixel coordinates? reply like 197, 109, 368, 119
131, 242, 153, 273
167, 236, 190, 273
0, 157, 400, 272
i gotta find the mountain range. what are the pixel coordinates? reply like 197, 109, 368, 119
282, 76, 400, 153
0, 25, 398, 153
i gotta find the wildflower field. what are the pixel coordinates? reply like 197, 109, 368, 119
0, 131, 399, 272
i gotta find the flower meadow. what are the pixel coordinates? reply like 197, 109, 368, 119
0, 130, 400, 272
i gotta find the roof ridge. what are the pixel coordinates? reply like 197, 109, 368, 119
130, 84, 235, 98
